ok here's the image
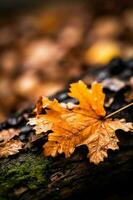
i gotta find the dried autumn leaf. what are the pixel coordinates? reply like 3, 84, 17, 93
15, 187, 28, 196
28, 117, 52, 135
125, 77, 133, 102
28, 97, 67, 135
125, 91, 133, 102
29, 81, 133, 164
0, 128, 20, 144
0, 139, 24, 158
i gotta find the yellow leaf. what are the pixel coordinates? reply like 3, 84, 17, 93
68, 81, 106, 116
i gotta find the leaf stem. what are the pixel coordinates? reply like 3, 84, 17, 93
105, 102, 133, 119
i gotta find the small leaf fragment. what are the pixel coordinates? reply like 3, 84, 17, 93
0, 128, 20, 144
0, 140, 24, 158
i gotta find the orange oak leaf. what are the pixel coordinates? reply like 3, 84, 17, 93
29, 81, 133, 164
0, 139, 24, 158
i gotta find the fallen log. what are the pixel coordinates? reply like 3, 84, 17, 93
0, 59, 133, 200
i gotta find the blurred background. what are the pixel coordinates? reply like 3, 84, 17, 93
0, 0, 133, 122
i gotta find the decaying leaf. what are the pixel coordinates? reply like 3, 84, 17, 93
15, 187, 28, 196
0, 139, 24, 158
29, 81, 133, 164
0, 128, 24, 158
0, 128, 20, 144
125, 91, 133, 102
125, 77, 133, 102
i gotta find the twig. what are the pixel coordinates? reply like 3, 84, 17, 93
105, 102, 133, 119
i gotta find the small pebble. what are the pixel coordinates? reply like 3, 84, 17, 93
20, 125, 32, 133
7, 116, 23, 126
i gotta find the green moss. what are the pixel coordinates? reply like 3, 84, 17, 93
0, 151, 50, 199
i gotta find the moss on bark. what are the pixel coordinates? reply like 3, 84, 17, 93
0, 150, 50, 199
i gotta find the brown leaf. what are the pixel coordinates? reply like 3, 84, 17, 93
0, 128, 20, 144
125, 77, 133, 102
15, 187, 28, 196
29, 81, 133, 164
125, 91, 133, 102
0, 140, 24, 158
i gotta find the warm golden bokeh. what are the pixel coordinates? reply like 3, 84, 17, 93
0, 2, 133, 121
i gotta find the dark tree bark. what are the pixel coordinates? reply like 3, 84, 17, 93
0, 59, 133, 200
